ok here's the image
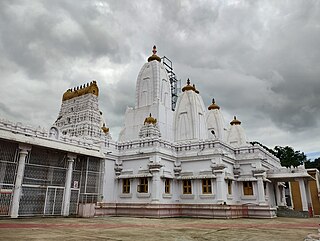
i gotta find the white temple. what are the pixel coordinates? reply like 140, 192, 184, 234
0, 46, 317, 219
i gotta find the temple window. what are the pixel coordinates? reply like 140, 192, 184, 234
165, 179, 170, 194
227, 180, 232, 195
138, 178, 148, 193
202, 179, 212, 194
122, 179, 130, 193
183, 180, 192, 194
243, 181, 253, 195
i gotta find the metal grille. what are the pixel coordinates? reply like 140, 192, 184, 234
23, 164, 66, 187
44, 187, 64, 215
19, 186, 46, 216
78, 157, 103, 203
28, 147, 66, 167
0, 184, 13, 216
79, 193, 98, 204
0, 161, 17, 185
0, 139, 103, 217
69, 189, 79, 215
0, 140, 18, 163
0, 140, 18, 216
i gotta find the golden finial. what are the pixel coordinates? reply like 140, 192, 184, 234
147, 45, 161, 62
230, 116, 241, 125
144, 113, 157, 125
208, 98, 220, 110
182, 78, 196, 92
101, 123, 109, 134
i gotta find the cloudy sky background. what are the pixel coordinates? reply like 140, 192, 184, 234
0, 0, 319, 159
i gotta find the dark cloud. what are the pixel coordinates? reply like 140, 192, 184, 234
0, 0, 319, 154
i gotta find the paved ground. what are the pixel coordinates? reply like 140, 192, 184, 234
0, 216, 319, 241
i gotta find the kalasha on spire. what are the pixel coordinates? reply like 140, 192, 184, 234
208, 98, 220, 110
147, 45, 161, 62
182, 78, 196, 92
230, 116, 241, 125
152, 45, 157, 55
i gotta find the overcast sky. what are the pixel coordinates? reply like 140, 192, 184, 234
0, 0, 319, 158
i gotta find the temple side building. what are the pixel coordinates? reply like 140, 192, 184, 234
0, 47, 318, 218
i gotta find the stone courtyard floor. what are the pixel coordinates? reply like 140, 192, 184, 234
0, 216, 319, 241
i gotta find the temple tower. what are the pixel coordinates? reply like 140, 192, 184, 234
52, 81, 110, 140
119, 46, 174, 141
206, 98, 227, 141
174, 79, 208, 141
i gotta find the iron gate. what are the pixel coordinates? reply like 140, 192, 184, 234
44, 186, 64, 215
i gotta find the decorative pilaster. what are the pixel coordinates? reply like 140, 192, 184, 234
211, 164, 227, 204
281, 185, 287, 206
298, 178, 308, 212
253, 169, 266, 205
63, 153, 76, 216
10, 144, 31, 218
148, 157, 163, 203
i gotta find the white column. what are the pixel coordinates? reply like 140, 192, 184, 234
63, 154, 76, 216
256, 175, 266, 205
212, 165, 226, 204
275, 183, 282, 206
149, 161, 163, 203
10, 144, 31, 218
298, 178, 308, 212
281, 185, 287, 206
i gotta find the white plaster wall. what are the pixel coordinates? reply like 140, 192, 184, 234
102, 159, 116, 202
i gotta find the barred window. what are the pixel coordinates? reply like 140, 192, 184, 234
165, 179, 170, 194
243, 181, 253, 195
137, 178, 148, 193
227, 180, 232, 195
123, 179, 130, 193
202, 179, 212, 194
183, 180, 192, 194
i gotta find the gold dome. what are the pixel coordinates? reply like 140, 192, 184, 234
208, 98, 220, 110
147, 45, 161, 62
230, 116, 241, 125
101, 123, 109, 134
144, 113, 157, 125
182, 78, 196, 92
62, 81, 99, 101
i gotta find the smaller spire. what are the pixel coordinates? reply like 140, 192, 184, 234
230, 116, 241, 125
208, 98, 220, 110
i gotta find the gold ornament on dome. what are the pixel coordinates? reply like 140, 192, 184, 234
182, 78, 196, 92
101, 123, 109, 134
230, 116, 241, 125
208, 98, 220, 110
144, 113, 157, 125
147, 45, 161, 62
62, 81, 99, 101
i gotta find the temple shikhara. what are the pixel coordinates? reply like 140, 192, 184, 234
0, 46, 319, 218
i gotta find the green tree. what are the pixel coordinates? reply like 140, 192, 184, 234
305, 157, 320, 171
273, 146, 307, 168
